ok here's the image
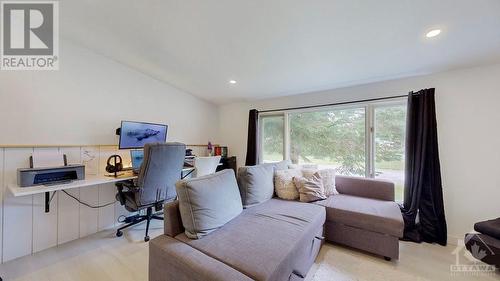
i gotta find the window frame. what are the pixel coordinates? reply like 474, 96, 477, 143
259, 97, 407, 181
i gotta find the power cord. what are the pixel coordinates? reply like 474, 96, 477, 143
61, 190, 117, 209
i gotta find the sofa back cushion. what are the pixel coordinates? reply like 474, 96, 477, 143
288, 163, 319, 170
335, 175, 394, 201
238, 163, 275, 208
268, 160, 291, 171
176, 169, 243, 239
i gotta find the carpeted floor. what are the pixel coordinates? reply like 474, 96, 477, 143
0, 222, 498, 281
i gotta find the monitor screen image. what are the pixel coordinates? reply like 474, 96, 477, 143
119, 121, 168, 149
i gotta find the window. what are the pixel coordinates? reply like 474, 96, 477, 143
258, 99, 407, 201
260, 115, 284, 163
289, 107, 366, 176
374, 104, 407, 202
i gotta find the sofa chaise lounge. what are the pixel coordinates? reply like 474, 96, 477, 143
151, 198, 325, 281
149, 165, 404, 281
316, 175, 404, 260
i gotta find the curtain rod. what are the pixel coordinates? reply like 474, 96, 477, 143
259, 94, 409, 113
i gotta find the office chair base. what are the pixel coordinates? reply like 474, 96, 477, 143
115, 206, 163, 242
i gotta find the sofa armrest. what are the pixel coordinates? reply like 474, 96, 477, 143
149, 235, 253, 281
164, 201, 184, 237
335, 176, 395, 201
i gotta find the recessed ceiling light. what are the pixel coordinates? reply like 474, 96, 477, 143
229, 80, 237, 84
426, 29, 441, 38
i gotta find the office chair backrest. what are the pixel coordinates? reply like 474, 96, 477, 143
194, 156, 221, 177
137, 142, 186, 206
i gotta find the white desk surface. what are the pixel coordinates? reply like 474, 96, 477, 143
8, 167, 195, 197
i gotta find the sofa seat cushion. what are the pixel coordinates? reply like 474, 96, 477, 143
474, 218, 500, 239
314, 194, 403, 237
176, 199, 325, 281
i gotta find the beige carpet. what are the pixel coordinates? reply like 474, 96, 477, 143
0, 223, 498, 281
308, 241, 499, 281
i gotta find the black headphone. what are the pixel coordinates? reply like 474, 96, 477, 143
106, 155, 123, 173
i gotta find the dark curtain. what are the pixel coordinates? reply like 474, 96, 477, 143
401, 88, 447, 246
245, 109, 259, 166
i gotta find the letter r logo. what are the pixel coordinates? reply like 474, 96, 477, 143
2, 2, 54, 55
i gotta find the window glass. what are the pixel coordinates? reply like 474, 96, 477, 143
260, 115, 284, 163
258, 100, 407, 200
289, 108, 366, 176
374, 105, 407, 202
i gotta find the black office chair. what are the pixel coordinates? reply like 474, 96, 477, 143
115, 142, 186, 242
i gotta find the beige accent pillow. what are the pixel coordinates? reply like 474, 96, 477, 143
274, 169, 302, 200
293, 173, 327, 203
302, 168, 339, 196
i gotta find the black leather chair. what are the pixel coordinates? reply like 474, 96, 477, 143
115, 142, 185, 242
465, 218, 500, 267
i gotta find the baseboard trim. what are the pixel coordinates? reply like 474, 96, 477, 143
447, 234, 464, 246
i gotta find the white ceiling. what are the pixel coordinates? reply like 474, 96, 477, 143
61, 0, 500, 104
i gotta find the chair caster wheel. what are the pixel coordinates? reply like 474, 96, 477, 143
144, 236, 150, 242
116, 230, 123, 237
384, 256, 391, 261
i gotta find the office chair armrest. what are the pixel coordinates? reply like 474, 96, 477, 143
116, 180, 138, 191
116, 180, 137, 205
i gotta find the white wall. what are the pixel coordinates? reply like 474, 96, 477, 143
218, 63, 500, 243
0, 39, 219, 262
0, 39, 219, 146
0, 144, 203, 263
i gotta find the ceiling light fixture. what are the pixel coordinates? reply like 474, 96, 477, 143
229, 80, 237, 84
426, 29, 441, 38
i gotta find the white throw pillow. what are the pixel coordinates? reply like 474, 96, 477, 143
274, 169, 302, 200
302, 168, 338, 196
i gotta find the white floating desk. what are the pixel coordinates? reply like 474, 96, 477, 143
9, 173, 135, 197
8, 167, 196, 197
8, 167, 196, 212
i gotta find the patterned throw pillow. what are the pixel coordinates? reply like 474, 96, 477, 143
301, 168, 339, 196
274, 169, 302, 200
293, 172, 327, 203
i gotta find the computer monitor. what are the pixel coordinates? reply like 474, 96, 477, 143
118, 121, 168, 149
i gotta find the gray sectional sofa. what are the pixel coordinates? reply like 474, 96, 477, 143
149, 165, 404, 281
